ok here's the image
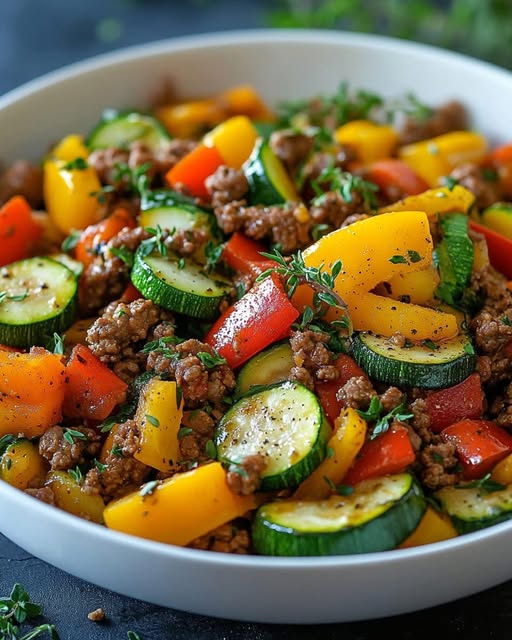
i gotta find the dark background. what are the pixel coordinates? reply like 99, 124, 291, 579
2, 1, 512, 638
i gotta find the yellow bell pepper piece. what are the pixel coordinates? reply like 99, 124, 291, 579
379, 185, 475, 218
491, 452, 512, 484
46, 470, 105, 523
133, 379, 184, 472
203, 115, 259, 169
219, 84, 275, 121
334, 120, 398, 163
51, 134, 89, 162
0, 439, 48, 490
64, 317, 96, 348
383, 266, 440, 306
293, 408, 367, 500
295, 210, 458, 341
399, 131, 488, 187
103, 462, 257, 546
480, 203, 512, 239
399, 506, 457, 548
156, 99, 225, 138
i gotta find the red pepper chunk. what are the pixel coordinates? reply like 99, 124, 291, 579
366, 159, 429, 197
315, 354, 368, 426
75, 207, 135, 268
0, 195, 42, 267
424, 373, 484, 433
166, 144, 224, 199
204, 273, 299, 369
440, 419, 512, 480
343, 424, 416, 486
221, 232, 276, 277
469, 220, 512, 279
63, 344, 128, 421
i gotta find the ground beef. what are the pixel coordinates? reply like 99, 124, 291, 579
288, 329, 338, 390
86, 298, 168, 382
337, 376, 376, 410
309, 190, 366, 229
416, 441, 461, 490
83, 420, 150, 500
0, 160, 43, 208
214, 201, 311, 253
165, 227, 210, 257
178, 409, 216, 463
39, 426, 102, 470
471, 308, 512, 354
489, 381, 512, 428
87, 608, 106, 622
188, 520, 252, 554
449, 163, 503, 210
146, 338, 236, 409
379, 386, 404, 412
24, 486, 56, 505
205, 165, 249, 207
399, 100, 468, 145
269, 129, 314, 176
226, 454, 267, 495
410, 397, 434, 442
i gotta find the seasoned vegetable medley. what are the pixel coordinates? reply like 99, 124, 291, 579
3, 82, 512, 556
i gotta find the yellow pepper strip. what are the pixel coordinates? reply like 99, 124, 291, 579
133, 379, 184, 472
382, 266, 440, 306
203, 115, 258, 169
50, 134, 89, 162
399, 506, 457, 548
293, 408, 367, 500
294, 210, 458, 340
0, 439, 48, 490
334, 120, 398, 163
379, 185, 475, 218
479, 202, 512, 239
219, 84, 275, 121
45, 470, 105, 524
64, 317, 96, 348
491, 452, 512, 484
156, 99, 225, 138
103, 462, 257, 546
398, 131, 488, 187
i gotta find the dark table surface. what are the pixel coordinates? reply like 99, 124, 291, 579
1, 1, 512, 638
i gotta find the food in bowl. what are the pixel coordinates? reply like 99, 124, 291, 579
2, 78, 512, 558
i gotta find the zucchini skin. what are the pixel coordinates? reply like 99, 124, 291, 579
243, 138, 297, 205
234, 341, 294, 399
86, 110, 171, 151
350, 332, 476, 389
252, 473, 426, 556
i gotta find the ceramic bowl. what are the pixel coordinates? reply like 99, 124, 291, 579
1, 30, 512, 624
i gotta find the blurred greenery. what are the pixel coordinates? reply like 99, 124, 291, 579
267, 0, 512, 70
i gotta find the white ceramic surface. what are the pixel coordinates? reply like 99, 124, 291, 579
2, 30, 512, 624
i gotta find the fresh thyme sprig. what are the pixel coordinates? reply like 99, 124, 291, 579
0, 583, 58, 639
357, 395, 413, 439
311, 165, 378, 210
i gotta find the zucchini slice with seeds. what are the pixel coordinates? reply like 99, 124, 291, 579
131, 248, 231, 320
234, 341, 294, 399
243, 137, 298, 205
350, 331, 476, 389
252, 473, 426, 556
86, 110, 171, 151
0, 257, 77, 347
215, 380, 330, 491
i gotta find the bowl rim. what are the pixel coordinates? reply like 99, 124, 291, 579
2, 27, 512, 570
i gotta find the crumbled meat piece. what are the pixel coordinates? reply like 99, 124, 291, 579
299, 145, 357, 200
471, 308, 512, 354
39, 426, 101, 470
146, 338, 236, 409
24, 486, 55, 505
337, 376, 376, 410
205, 165, 249, 207
388, 332, 407, 348
410, 397, 434, 443
214, 201, 311, 253
226, 454, 267, 495
491, 381, 512, 428
179, 409, 216, 463
269, 130, 314, 176
449, 163, 503, 210
288, 329, 338, 390
83, 420, 151, 500
87, 608, 106, 622
188, 520, 252, 554
309, 190, 366, 229
379, 386, 404, 413
417, 441, 461, 490
0, 160, 43, 208
86, 298, 169, 382
165, 227, 209, 256
399, 100, 467, 145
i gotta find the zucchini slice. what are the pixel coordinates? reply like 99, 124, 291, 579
350, 331, 476, 389
252, 473, 426, 556
235, 341, 294, 399
0, 257, 78, 347
435, 483, 512, 534
86, 110, 171, 151
215, 380, 330, 491
243, 137, 298, 205
130, 248, 231, 320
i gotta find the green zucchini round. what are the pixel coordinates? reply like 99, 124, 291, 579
86, 110, 171, 151
234, 341, 294, 399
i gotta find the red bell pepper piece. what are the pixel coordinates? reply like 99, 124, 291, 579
343, 423, 416, 486
74, 207, 135, 268
366, 159, 429, 197
221, 232, 276, 276
482, 142, 512, 198
315, 354, 368, 426
469, 220, 512, 279
424, 373, 484, 433
0, 195, 42, 267
120, 282, 142, 303
204, 273, 299, 369
440, 419, 512, 480
63, 344, 128, 421
166, 144, 224, 199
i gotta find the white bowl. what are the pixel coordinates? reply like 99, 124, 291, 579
2, 29, 512, 624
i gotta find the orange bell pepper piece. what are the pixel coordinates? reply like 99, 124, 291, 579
219, 84, 274, 121
334, 120, 398, 163
0, 348, 65, 438
166, 144, 224, 199
0, 439, 48, 490
0, 196, 42, 267
366, 159, 429, 196
203, 115, 258, 169
399, 506, 457, 548
74, 208, 135, 268
156, 98, 225, 138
